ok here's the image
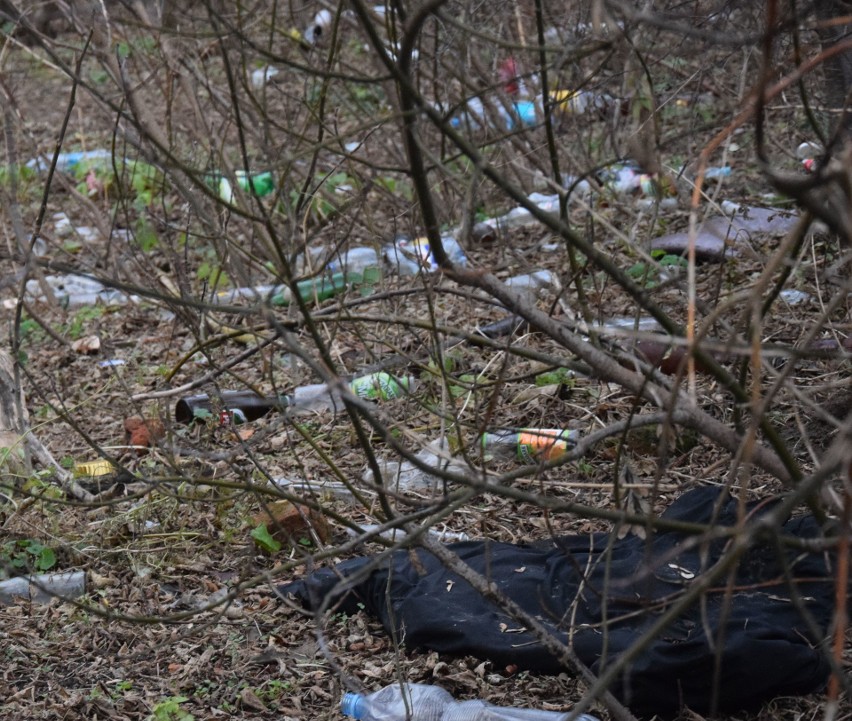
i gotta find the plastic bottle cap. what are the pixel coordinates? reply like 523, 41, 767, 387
341, 693, 364, 719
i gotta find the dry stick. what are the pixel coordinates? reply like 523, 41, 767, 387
827, 472, 851, 704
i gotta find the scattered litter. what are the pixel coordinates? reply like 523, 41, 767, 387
341, 681, 588, 721
364, 438, 470, 493
448, 98, 537, 131
480, 428, 579, 463
779, 289, 811, 305
503, 269, 559, 304
54, 212, 101, 243
281, 486, 837, 717
303, 9, 333, 45
471, 221, 497, 243
550, 87, 619, 117
73, 459, 115, 478
650, 229, 734, 263
26, 148, 112, 173
98, 359, 126, 368
210, 170, 275, 203
271, 477, 364, 503
252, 499, 330, 545
250, 65, 279, 88
4, 273, 139, 309
0, 570, 87, 606
796, 141, 821, 172
123, 416, 165, 456
720, 202, 799, 234
650, 205, 800, 262
70, 335, 100, 355
304, 245, 381, 276
384, 235, 468, 275
604, 316, 663, 333
703, 165, 731, 180
175, 372, 415, 424
346, 524, 471, 544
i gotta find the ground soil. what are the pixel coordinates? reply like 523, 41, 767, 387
0, 4, 850, 721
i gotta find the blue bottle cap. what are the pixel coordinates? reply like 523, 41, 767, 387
341, 692, 364, 719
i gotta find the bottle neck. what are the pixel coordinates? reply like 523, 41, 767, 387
341, 692, 364, 719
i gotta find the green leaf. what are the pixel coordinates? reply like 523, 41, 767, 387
36, 546, 56, 572
250, 523, 282, 553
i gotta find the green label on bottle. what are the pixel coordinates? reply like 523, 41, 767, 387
349, 372, 409, 400
236, 170, 275, 197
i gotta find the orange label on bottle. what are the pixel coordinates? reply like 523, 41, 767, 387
516, 429, 572, 463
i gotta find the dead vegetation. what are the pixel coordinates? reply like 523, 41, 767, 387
0, 1, 850, 719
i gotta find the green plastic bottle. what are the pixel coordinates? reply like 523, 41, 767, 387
212, 170, 275, 202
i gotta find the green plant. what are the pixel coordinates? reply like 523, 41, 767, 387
18, 317, 45, 344
626, 250, 687, 289
535, 367, 575, 387
252, 678, 291, 703
66, 305, 104, 340
149, 696, 195, 721
0, 538, 57, 579
250, 523, 282, 553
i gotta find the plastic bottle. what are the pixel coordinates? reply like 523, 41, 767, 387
342, 683, 453, 721
504, 270, 557, 302
346, 524, 471, 543
384, 236, 468, 275
271, 271, 365, 306
341, 682, 599, 721
449, 98, 537, 131
174, 372, 415, 424
289, 372, 415, 414
549, 88, 617, 117
329, 247, 380, 274
480, 429, 579, 464
212, 170, 275, 203
363, 438, 469, 492
26, 148, 113, 173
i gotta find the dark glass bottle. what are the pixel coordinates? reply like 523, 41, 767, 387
174, 390, 288, 424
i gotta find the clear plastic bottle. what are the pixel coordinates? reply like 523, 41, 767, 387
341, 682, 599, 721
442, 699, 599, 721
342, 683, 453, 721
480, 429, 579, 464
346, 524, 471, 543
363, 438, 469, 493
504, 270, 557, 302
290, 372, 415, 414
26, 148, 113, 173
325, 246, 381, 276
384, 236, 468, 275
